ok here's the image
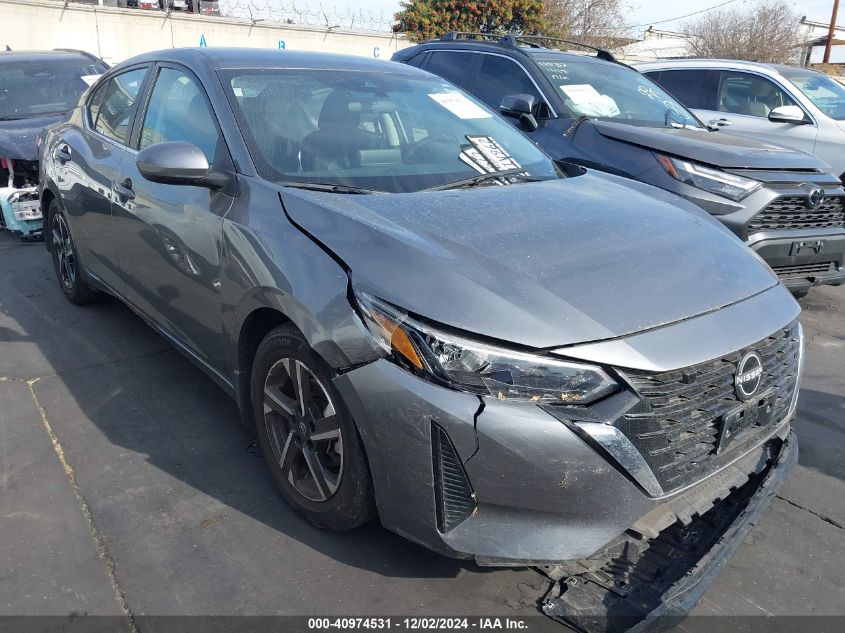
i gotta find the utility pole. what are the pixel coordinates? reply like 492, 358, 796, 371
824, 0, 840, 63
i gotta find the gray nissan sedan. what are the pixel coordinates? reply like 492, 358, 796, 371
40, 49, 802, 627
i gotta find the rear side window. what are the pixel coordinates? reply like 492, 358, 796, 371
471, 55, 540, 110
426, 51, 474, 88
139, 67, 222, 164
90, 68, 147, 145
647, 69, 719, 110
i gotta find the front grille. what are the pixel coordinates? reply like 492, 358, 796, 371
617, 324, 800, 493
772, 261, 839, 280
749, 196, 845, 234
431, 423, 475, 532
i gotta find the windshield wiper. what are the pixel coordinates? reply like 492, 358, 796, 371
280, 181, 380, 194
424, 168, 540, 192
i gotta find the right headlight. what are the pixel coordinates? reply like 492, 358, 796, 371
656, 154, 762, 201
353, 288, 618, 405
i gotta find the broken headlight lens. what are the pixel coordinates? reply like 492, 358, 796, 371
655, 154, 762, 201
354, 289, 618, 405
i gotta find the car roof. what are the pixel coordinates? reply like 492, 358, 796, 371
111, 48, 428, 75
401, 39, 618, 67
634, 58, 781, 74
0, 49, 104, 64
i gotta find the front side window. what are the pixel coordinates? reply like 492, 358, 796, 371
139, 67, 221, 163
472, 55, 541, 110
716, 71, 799, 118
224, 69, 557, 193
779, 67, 845, 120
535, 57, 701, 128
92, 68, 147, 145
0, 58, 106, 121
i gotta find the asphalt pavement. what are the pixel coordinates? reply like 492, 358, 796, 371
0, 231, 842, 630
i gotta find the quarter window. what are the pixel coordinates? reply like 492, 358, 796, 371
472, 55, 540, 111
139, 68, 222, 163
91, 68, 147, 145
646, 69, 719, 110
716, 71, 799, 118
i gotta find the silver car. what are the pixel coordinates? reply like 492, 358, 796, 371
637, 59, 845, 181
40, 48, 802, 629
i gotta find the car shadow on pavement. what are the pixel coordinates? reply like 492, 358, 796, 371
795, 387, 845, 482
0, 235, 501, 588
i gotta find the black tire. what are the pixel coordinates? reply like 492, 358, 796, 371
48, 200, 100, 305
251, 323, 376, 531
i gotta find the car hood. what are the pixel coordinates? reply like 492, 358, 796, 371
592, 120, 825, 170
0, 114, 65, 161
281, 174, 778, 349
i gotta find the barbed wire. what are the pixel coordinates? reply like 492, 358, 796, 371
59, 0, 397, 33
219, 1, 395, 33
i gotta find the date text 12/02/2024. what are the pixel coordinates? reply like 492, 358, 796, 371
307, 618, 529, 630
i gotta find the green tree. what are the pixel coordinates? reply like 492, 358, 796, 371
394, 0, 546, 43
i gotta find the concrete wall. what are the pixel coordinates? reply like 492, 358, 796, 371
0, 0, 410, 64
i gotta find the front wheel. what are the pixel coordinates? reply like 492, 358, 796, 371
251, 323, 376, 530
49, 200, 99, 305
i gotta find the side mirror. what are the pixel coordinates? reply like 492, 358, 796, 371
768, 105, 807, 124
500, 94, 539, 132
137, 141, 221, 187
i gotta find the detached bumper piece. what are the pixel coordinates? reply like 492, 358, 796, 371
542, 433, 797, 633
0, 186, 42, 238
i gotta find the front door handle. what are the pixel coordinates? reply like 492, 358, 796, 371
113, 180, 135, 201
55, 145, 72, 163
708, 118, 732, 127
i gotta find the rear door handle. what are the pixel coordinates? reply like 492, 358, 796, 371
55, 145, 72, 163
113, 180, 135, 201
708, 118, 732, 127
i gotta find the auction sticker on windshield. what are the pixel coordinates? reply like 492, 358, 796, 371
460, 135, 522, 173
559, 84, 603, 105
428, 92, 492, 119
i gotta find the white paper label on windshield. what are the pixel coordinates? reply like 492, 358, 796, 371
428, 92, 492, 119
80, 74, 101, 86
559, 84, 603, 105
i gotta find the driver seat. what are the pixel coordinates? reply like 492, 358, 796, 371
300, 90, 380, 171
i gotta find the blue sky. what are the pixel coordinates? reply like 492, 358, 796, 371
349, 0, 837, 35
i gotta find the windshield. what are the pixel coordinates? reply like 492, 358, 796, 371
223, 69, 558, 193
780, 67, 845, 120
535, 57, 702, 128
0, 59, 106, 120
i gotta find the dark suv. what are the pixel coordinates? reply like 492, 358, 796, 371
0, 49, 107, 239
393, 33, 845, 296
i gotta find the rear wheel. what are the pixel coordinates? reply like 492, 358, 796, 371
251, 323, 376, 530
49, 200, 99, 305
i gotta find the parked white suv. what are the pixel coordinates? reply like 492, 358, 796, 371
637, 60, 845, 181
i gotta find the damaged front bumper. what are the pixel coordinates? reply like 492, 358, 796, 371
542, 431, 797, 633
333, 308, 799, 627
0, 186, 42, 238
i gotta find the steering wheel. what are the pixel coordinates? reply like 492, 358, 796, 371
405, 134, 456, 163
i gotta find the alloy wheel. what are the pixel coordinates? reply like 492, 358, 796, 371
52, 213, 76, 290
263, 358, 344, 502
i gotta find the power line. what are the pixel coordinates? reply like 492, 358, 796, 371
625, 0, 742, 30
